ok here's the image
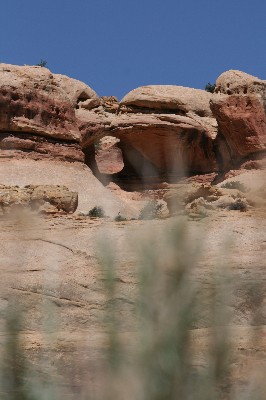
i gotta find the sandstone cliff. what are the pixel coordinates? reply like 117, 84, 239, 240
0, 63, 265, 214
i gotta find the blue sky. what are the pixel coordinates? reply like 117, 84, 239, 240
1, 0, 265, 99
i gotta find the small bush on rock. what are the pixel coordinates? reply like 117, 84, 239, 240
227, 198, 248, 211
114, 213, 127, 222
139, 201, 163, 220
88, 206, 105, 218
36, 59, 48, 67
221, 181, 248, 192
204, 82, 216, 93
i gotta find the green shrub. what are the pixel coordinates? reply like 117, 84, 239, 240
138, 200, 163, 220
228, 198, 248, 211
114, 213, 127, 222
205, 82, 216, 93
221, 180, 248, 192
36, 59, 48, 67
88, 206, 105, 218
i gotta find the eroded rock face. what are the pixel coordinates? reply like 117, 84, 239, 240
0, 64, 98, 162
164, 182, 252, 216
0, 184, 78, 214
121, 85, 213, 117
1, 63, 265, 197
0, 133, 84, 162
95, 136, 124, 174
78, 86, 218, 183
211, 70, 266, 165
0, 159, 141, 218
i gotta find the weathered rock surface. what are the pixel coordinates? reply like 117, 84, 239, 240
0, 158, 140, 217
211, 70, 266, 165
95, 136, 124, 174
164, 182, 253, 215
214, 70, 266, 96
0, 184, 78, 214
0, 208, 265, 397
0, 63, 98, 162
1, 63, 265, 215
78, 86, 218, 183
0, 132, 84, 162
121, 85, 213, 116
0, 64, 266, 398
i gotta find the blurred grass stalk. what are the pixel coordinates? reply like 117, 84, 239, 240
99, 220, 265, 400
0, 204, 265, 399
0, 209, 60, 400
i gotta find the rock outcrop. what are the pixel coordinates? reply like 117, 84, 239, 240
0, 184, 78, 214
164, 182, 253, 216
94, 136, 124, 174
0, 132, 84, 162
78, 86, 218, 185
0, 158, 141, 217
211, 70, 266, 167
0, 64, 98, 162
1, 63, 265, 212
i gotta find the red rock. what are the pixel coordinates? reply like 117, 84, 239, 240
78, 85, 218, 181
95, 136, 124, 174
211, 70, 266, 164
0, 133, 84, 162
0, 63, 98, 162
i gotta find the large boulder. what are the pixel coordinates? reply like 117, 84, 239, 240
211, 70, 266, 165
120, 85, 213, 116
0, 184, 78, 214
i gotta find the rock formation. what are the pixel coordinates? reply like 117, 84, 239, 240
211, 70, 266, 168
0, 64, 139, 217
78, 86, 219, 185
0, 63, 265, 216
0, 63, 98, 162
0, 184, 78, 214
0, 64, 266, 399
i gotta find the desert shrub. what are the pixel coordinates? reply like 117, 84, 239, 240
138, 200, 163, 220
205, 82, 216, 93
36, 59, 47, 67
114, 213, 127, 222
227, 198, 248, 211
87, 206, 105, 218
221, 180, 248, 192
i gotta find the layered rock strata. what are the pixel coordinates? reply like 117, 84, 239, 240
0, 132, 84, 162
0, 63, 98, 162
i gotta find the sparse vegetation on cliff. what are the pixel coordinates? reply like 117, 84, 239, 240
88, 206, 105, 218
205, 82, 216, 93
36, 59, 47, 67
221, 180, 248, 193
138, 200, 163, 220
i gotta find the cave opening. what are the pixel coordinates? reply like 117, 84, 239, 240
83, 140, 165, 192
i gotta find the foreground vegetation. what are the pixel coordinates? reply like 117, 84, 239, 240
0, 212, 265, 400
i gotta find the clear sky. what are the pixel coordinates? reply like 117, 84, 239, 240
1, 0, 265, 99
